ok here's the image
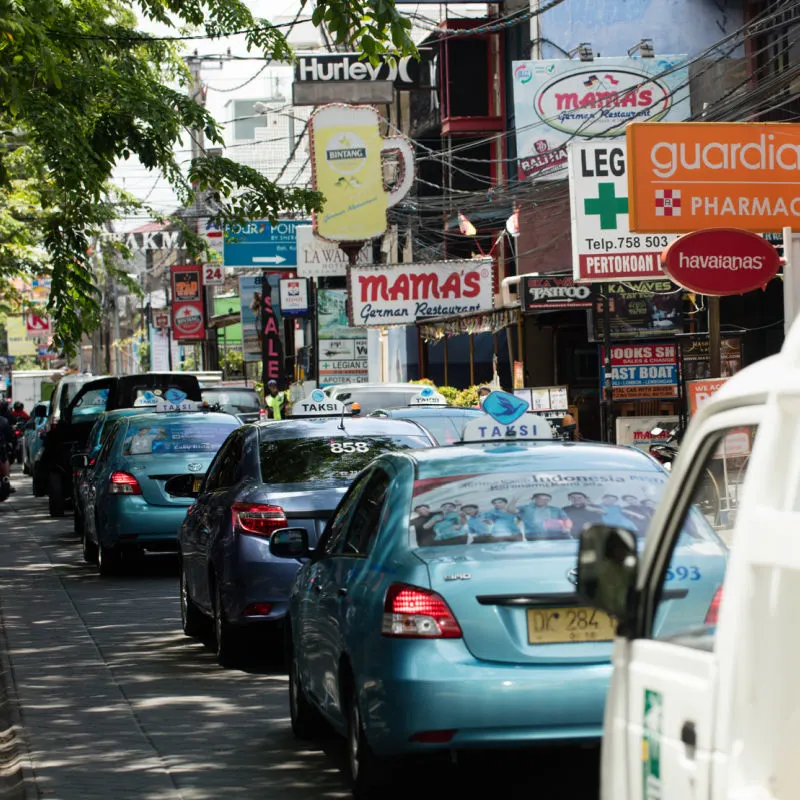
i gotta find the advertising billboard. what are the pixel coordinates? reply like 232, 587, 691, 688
511, 56, 690, 182
627, 121, 800, 233
600, 342, 679, 399
591, 280, 682, 340
347, 259, 494, 327
317, 288, 368, 386
171, 265, 204, 341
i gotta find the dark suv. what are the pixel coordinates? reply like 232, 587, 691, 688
42, 373, 202, 516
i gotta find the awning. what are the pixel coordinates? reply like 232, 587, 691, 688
417, 306, 520, 341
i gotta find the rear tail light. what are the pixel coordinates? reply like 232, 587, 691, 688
231, 502, 286, 537
382, 583, 462, 639
243, 602, 273, 616
705, 586, 723, 625
259, 409, 267, 419
109, 471, 142, 495
410, 729, 457, 743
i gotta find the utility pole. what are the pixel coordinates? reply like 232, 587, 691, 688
185, 52, 209, 371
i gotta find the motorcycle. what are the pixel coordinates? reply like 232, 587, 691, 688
10, 420, 24, 465
0, 441, 12, 502
648, 422, 684, 471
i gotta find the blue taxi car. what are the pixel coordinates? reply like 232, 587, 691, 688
73, 407, 151, 537
83, 405, 240, 575
269, 400, 727, 796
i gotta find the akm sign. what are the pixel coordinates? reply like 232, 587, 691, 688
511, 56, 690, 182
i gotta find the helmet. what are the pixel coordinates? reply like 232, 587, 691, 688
267, 380, 278, 387
13, 402, 22, 411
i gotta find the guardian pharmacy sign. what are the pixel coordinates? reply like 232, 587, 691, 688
627, 122, 800, 233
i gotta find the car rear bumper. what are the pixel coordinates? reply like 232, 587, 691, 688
99, 497, 189, 550
361, 639, 610, 756
221, 533, 301, 625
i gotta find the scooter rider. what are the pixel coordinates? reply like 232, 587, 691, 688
10, 402, 29, 423
0, 407, 15, 494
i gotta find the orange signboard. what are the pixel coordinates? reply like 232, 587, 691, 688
686, 378, 727, 415
627, 121, 800, 233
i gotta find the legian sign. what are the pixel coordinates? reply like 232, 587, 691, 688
409, 387, 447, 406
223, 220, 306, 267
296, 226, 372, 278
317, 288, 368, 386
660, 228, 781, 295
511, 56, 690, 182
568, 141, 677, 282
292, 388, 346, 417
347, 259, 494, 327
462, 390, 555, 442
310, 104, 414, 242
627, 122, 800, 233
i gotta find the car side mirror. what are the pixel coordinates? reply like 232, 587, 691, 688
576, 524, 638, 631
34, 406, 47, 419
70, 453, 89, 469
269, 527, 311, 560
164, 473, 201, 498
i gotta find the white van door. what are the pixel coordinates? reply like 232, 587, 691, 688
602, 408, 760, 800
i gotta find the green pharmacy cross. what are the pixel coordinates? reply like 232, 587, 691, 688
585, 182, 629, 230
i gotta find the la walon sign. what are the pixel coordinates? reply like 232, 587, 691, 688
661, 228, 781, 296
627, 122, 800, 233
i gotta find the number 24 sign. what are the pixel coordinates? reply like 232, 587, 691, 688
204, 265, 224, 285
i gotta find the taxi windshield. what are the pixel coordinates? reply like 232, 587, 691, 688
122, 420, 237, 456
202, 390, 260, 413
259, 434, 429, 483
409, 468, 717, 547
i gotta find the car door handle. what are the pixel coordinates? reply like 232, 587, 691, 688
680, 720, 697, 749
337, 588, 348, 597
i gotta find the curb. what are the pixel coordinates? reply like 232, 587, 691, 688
0, 588, 35, 799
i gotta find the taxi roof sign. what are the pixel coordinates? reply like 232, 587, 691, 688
461, 389, 555, 442
292, 388, 347, 417
461, 412, 555, 443
409, 386, 447, 406
154, 399, 201, 413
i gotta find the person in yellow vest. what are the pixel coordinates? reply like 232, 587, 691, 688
264, 380, 288, 419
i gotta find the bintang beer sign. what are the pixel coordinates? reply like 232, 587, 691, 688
627, 122, 800, 233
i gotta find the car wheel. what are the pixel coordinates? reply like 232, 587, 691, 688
97, 543, 120, 577
32, 464, 47, 497
81, 522, 98, 564
73, 507, 83, 536
48, 472, 65, 517
22, 462, 30, 476
213, 581, 239, 668
347, 687, 389, 799
180, 563, 206, 638
289, 641, 324, 740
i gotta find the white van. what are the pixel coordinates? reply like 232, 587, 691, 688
576, 321, 797, 800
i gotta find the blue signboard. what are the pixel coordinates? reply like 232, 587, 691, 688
223, 220, 309, 268
599, 343, 679, 399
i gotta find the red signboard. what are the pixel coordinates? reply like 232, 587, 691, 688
171, 265, 205, 341
660, 228, 780, 296
600, 342, 679, 400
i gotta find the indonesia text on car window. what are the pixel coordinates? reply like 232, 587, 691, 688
259, 435, 429, 483
122, 421, 237, 455
409, 469, 718, 547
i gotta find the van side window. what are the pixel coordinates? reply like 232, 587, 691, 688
653, 425, 758, 652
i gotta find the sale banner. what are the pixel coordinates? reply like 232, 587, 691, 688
171, 264, 205, 341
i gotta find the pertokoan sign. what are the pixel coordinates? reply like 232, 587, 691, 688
347, 260, 494, 327
294, 53, 420, 86
627, 122, 800, 233
568, 140, 677, 282
511, 56, 690, 182
521, 276, 592, 311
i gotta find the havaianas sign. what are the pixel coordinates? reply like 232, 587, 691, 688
627, 121, 800, 233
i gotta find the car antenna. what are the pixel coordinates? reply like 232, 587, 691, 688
338, 402, 347, 431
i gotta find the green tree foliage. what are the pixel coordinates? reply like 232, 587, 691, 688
0, 0, 415, 353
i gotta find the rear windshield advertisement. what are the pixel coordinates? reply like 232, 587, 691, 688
123, 423, 234, 455
410, 470, 666, 547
